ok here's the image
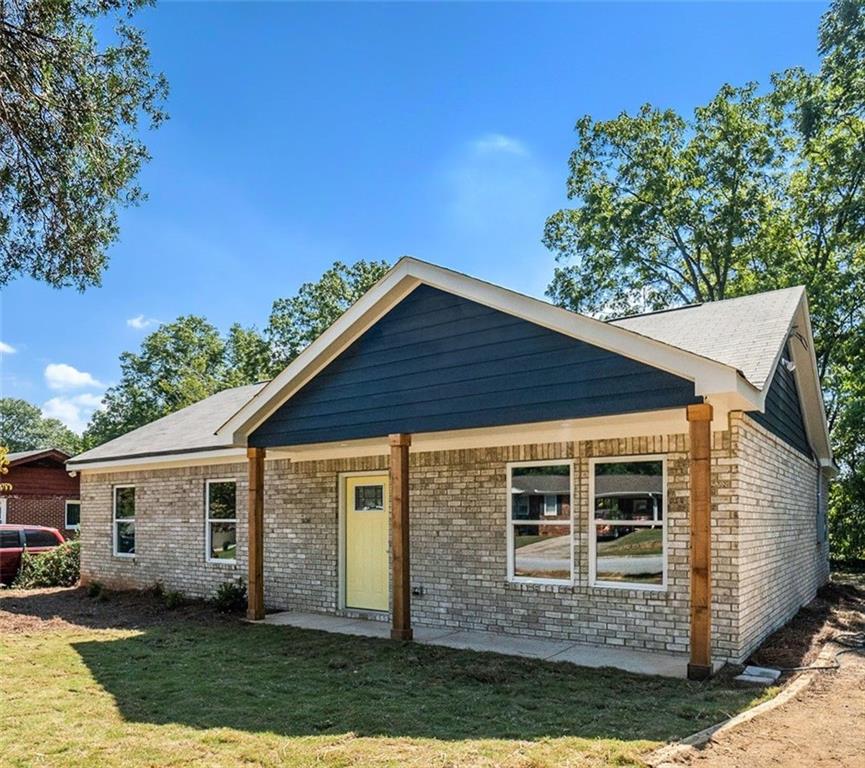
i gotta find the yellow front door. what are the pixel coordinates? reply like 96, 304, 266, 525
345, 475, 389, 611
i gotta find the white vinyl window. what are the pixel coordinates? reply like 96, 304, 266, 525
589, 456, 666, 590
206, 479, 237, 563
65, 500, 81, 530
113, 486, 136, 557
507, 461, 573, 584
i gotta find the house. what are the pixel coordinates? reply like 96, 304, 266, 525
2, 449, 81, 534
67, 258, 833, 679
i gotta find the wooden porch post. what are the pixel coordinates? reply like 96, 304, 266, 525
247, 446, 266, 621
687, 403, 713, 680
389, 433, 412, 641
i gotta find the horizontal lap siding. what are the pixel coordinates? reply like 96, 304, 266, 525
251, 285, 699, 447
748, 344, 811, 458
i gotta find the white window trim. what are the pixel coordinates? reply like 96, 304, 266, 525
0, 497, 6, 524
506, 459, 574, 586
112, 485, 136, 558
205, 478, 238, 564
588, 455, 667, 592
65, 499, 81, 530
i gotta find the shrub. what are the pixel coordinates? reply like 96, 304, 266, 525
163, 590, 185, 609
14, 540, 80, 588
87, 580, 105, 599
213, 578, 247, 613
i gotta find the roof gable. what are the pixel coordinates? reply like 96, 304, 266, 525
221, 258, 750, 443
249, 285, 700, 447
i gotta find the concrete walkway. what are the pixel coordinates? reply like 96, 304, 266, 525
257, 610, 692, 678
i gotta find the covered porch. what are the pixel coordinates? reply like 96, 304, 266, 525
243, 402, 717, 680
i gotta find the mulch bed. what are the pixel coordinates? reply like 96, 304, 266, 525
0, 585, 236, 635
747, 578, 865, 670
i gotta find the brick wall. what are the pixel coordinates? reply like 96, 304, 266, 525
78, 419, 827, 661
80, 463, 250, 595
731, 413, 830, 660
2, 462, 80, 533
79, 430, 746, 660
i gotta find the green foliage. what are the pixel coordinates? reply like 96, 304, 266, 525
82, 316, 267, 447
13, 540, 80, 588
0, 0, 167, 289
213, 578, 247, 614
0, 446, 10, 492
87, 580, 105, 599
266, 259, 390, 372
82, 259, 391, 448
0, 398, 83, 453
544, 0, 865, 558
163, 590, 185, 609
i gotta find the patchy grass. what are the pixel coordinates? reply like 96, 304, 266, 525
0, 588, 771, 768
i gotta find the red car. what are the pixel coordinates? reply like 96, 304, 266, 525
0, 525, 65, 586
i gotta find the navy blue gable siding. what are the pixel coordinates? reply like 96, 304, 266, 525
250, 285, 700, 447
748, 344, 811, 457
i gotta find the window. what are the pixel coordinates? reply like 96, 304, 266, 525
206, 480, 237, 563
354, 484, 384, 511
113, 486, 136, 557
590, 457, 666, 589
0, 530, 21, 548
508, 462, 573, 583
24, 529, 60, 548
65, 500, 81, 530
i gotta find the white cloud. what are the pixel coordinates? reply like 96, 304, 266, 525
127, 314, 159, 330
0, 341, 16, 354
471, 133, 528, 156
44, 363, 103, 391
42, 393, 104, 433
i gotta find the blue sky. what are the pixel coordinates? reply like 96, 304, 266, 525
0, 1, 827, 433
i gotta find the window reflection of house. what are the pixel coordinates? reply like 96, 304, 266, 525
595, 473, 662, 540
510, 473, 571, 521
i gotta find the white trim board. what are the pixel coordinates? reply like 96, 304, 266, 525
217, 257, 759, 444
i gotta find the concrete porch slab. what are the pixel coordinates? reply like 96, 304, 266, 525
256, 611, 694, 679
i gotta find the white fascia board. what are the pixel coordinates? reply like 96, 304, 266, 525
68, 447, 250, 474
217, 257, 755, 443
789, 296, 833, 464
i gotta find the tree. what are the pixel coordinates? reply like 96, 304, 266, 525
0, 0, 167, 289
0, 446, 11, 492
83, 316, 230, 446
223, 323, 271, 388
266, 260, 390, 372
543, 0, 865, 558
82, 260, 392, 447
0, 397, 82, 454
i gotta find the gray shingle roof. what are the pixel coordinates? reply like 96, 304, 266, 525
7, 448, 70, 464
609, 286, 804, 390
511, 474, 571, 495
69, 383, 267, 465
69, 285, 805, 465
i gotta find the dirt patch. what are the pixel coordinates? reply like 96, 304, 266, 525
665, 574, 865, 768
0, 585, 238, 634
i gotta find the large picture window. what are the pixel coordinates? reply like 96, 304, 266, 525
508, 462, 573, 583
590, 457, 666, 589
113, 486, 136, 557
206, 480, 237, 563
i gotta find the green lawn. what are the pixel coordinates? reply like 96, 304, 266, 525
0, 588, 772, 768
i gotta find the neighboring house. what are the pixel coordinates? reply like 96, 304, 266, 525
1, 449, 80, 534
68, 258, 834, 679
